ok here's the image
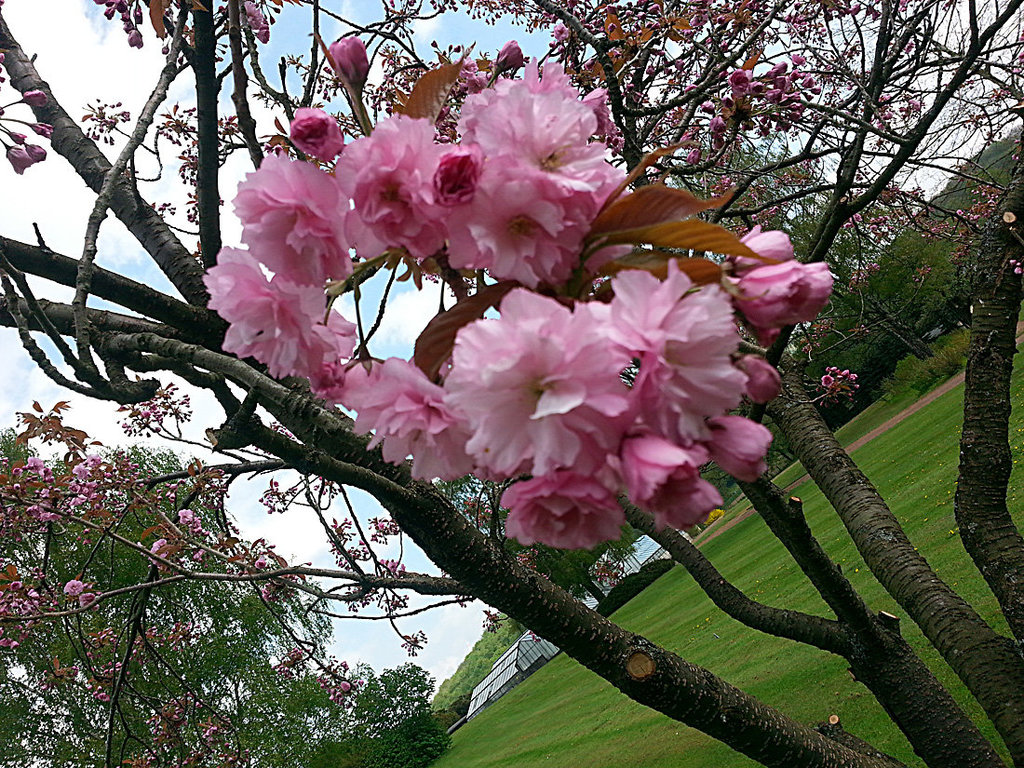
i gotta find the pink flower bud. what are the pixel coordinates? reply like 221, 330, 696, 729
495, 40, 525, 73
30, 122, 53, 138
739, 356, 781, 403
127, 29, 143, 49
22, 90, 48, 107
433, 146, 481, 205
707, 415, 772, 481
6, 145, 35, 175
329, 37, 369, 92
25, 144, 46, 163
8, 131, 26, 145
289, 108, 345, 161
735, 226, 795, 272
728, 69, 753, 93
736, 261, 833, 340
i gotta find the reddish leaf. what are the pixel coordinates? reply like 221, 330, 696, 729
595, 144, 686, 217
149, 0, 169, 39
413, 282, 517, 379
742, 50, 761, 70
599, 219, 762, 261
590, 186, 730, 236
394, 59, 464, 123
605, 12, 626, 41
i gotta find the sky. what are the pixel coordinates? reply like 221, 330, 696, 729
0, 0, 551, 689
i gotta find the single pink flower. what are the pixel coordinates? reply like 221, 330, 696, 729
444, 159, 592, 287
502, 471, 624, 549
290, 108, 345, 161
234, 154, 353, 285
706, 415, 773, 481
495, 40, 525, 73
244, 1, 270, 43
445, 290, 631, 478
736, 226, 794, 272
6, 145, 35, 174
608, 264, 747, 443
63, 579, 86, 597
22, 89, 48, 107
618, 435, 722, 530
204, 248, 342, 379
728, 69, 753, 93
433, 146, 482, 206
344, 359, 475, 481
336, 115, 447, 260
30, 123, 53, 138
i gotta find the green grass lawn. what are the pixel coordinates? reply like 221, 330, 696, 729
434, 363, 1024, 768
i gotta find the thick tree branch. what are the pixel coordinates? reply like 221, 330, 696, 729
192, 6, 223, 268
954, 150, 1024, 645
767, 362, 1024, 762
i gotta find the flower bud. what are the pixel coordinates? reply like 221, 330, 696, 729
6, 145, 34, 174
22, 89, 48, 107
290, 107, 345, 161
495, 40, 525, 74
329, 37, 370, 92
433, 146, 481, 206
738, 356, 781, 403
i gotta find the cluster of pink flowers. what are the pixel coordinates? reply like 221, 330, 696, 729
205, 45, 833, 550
1, 53, 53, 176
818, 366, 860, 403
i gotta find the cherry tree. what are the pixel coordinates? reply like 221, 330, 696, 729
1, 1, 1024, 767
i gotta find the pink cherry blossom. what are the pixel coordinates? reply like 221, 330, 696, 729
329, 37, 370, 91
618, 434, 722, 528
344, 359, 475, 481
336, 115, 447, 260
290, 108, 345, 161
445, 290, 631, 477
495, 40, 525, 73
204, 248, 343, 379
433, 146, 482, 206
233, 154, 352, 285
706, 415, 773, 481
7, 145, 36, 174
736, 261, 833, 341
63, 579, 86, 597
607, 264, 747, 442
502, 471, 624, 549
444, 159, 592, 287
244, 1, 270, 43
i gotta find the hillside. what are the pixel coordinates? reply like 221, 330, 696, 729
433, 362, 1024, 767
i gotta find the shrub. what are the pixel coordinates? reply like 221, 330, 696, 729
597, 559, 674, 617
363, 712, 452, 768
883, 329, 970, 399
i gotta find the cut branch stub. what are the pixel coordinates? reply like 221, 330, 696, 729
413, 281, 516, 379
625, 650, 657, 680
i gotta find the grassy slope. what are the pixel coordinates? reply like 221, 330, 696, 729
434, 363, 1024, 768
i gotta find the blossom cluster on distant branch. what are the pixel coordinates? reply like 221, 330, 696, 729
204, 41, 834, 549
